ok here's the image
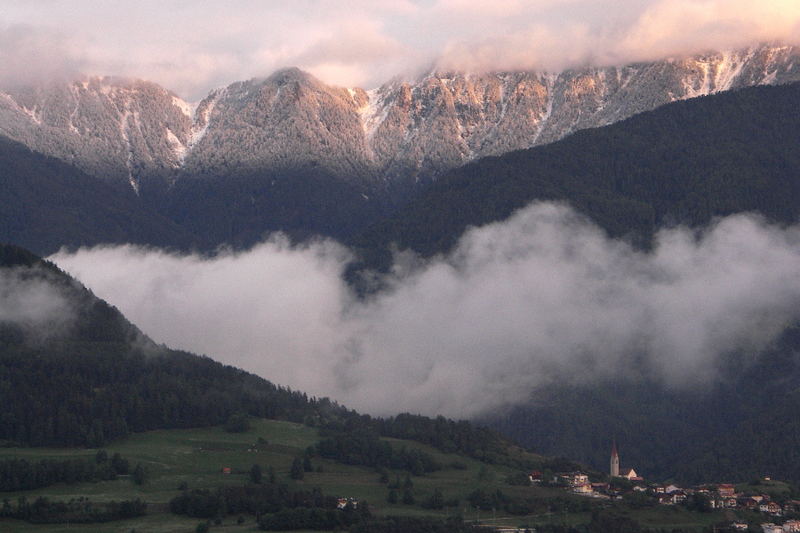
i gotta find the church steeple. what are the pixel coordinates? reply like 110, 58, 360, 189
610, 440, 620, 477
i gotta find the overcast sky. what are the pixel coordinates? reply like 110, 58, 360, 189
2, 0, 799, 100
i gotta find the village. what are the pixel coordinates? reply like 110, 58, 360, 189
528, 443, 800, 533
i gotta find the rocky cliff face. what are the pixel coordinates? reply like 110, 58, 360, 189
0, 76, 192, 192
1, 44, 799, 193
365, 44, 800, 184
181, 68, 373, 182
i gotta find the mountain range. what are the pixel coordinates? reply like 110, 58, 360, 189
352, 80, 800, 272
4, 41, 800, 486
2, 43, 798, 196
2, 43, 800, 255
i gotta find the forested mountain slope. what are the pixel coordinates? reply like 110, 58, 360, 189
341, 81, 800, 484
485, 324, 800, 485
0, 244, 510, 465
4, 52, 800, 255
0, 136, 194, 255
352, 81, 800, 271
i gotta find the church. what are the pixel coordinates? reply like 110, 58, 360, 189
610, 441, 642, 481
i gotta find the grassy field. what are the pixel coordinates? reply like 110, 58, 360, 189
0, 418, 725, 532
0, 418, 557, 532
625, 506, 727, 532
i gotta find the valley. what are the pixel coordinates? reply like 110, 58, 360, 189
0, 418, 743, 533
3, 4, 800, 531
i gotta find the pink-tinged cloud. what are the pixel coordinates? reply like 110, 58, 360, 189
1, 1, 798, 99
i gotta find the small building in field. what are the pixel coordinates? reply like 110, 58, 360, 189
555, 472, 589, 487
337, 498, 358, 510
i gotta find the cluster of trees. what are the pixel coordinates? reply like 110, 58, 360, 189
258, 505, 369, 531
316, 428, 441, 474
171, 482, 373, 531
0, 451, 129, 491
376, 414, 507, 463
0, 496, 146, 524
320, 413, 510, 466
383, 472, 457, 510
348, 516, 479, 533
166, 166, 386, 252
0, 343, 337, 447
170, 483, 351, 519
289, 454, 317, 480
466, 488, 593, 517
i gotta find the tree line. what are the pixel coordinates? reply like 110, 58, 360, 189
0, 451, 129, 491
0, 495, 146, 524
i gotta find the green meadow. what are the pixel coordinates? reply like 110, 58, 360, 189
0, 418, 574, 532
0, 418, 733, 532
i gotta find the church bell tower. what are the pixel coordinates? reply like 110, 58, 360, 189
610, 441, 619, 477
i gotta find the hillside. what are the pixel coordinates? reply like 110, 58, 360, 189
0, 241, 517, 459
164, 166, 386, 249
352, 81, 800, 272
0, 242, 624, 532
0, 418, 738, 533
0, 136, 194, 256
343, 82, 800, 485
486, 324, 800, 485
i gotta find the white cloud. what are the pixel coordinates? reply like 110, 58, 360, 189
1, 1, 799, 99
0, 267, 74, 341
51, 204, 800, 419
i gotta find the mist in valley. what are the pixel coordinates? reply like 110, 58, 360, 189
49, 202, 800, 418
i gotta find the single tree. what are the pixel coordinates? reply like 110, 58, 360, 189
132, 464, 148, 485
290, 457, 304, 480
250, 464, 262, 484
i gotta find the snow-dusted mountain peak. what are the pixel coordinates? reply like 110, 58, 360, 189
1, 43, 799, 193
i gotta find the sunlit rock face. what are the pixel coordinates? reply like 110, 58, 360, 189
2, 44, 799, 192
364, 44, 800, 184
181, 67, 375, 183
0, 76, 193, 192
